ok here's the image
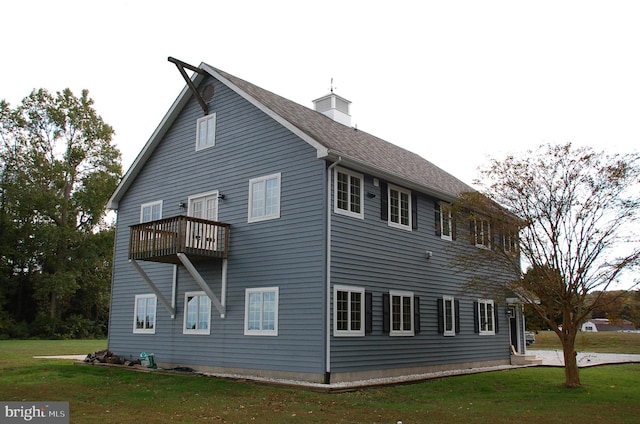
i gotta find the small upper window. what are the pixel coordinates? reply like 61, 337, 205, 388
474, 218, 491, 249
140, 201, 162, 223
388, 184, 411, 230
440, 203, 453, 241
248, 173, 281, 223
196, 113, 216, 150
334, 168, 364, 219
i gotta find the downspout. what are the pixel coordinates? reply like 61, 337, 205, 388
325, 156, 341, 384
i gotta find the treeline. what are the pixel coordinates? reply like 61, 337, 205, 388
526, 289, 640, 331
0, 88, 121, 339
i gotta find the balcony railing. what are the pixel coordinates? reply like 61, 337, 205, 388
129, 215, 230, 263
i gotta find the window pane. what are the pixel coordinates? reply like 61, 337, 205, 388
350, 291, 361, 331
186, 296, 197, 329
337, 172, 348, 211
390, 190, 399, 223
262, 292, 275, 331
146, 298, 155, 329
265, 178, 279, 216
349, 175, 361, 214
392, 295, 401, 331
445, 299, 453, 332
336, 290, 348, 331
198, 119, 208, 147
248, 292, 261, 330
198, 296, 210, 330
251, 181, 265, 218
402, 296, 412, 331
487, 302, 494, 332
400, 192, 409, 226
136, 298, 146, 329
207, 116, 215, 145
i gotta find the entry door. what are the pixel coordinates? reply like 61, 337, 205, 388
509, 307, 520, 353
186, 193, 219, 250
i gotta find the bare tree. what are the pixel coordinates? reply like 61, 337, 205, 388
454, 143, 640, 387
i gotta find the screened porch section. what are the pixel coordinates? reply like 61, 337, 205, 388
129, 215, 230, 263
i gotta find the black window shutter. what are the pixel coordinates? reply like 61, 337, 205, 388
411, 193, 418, 230
470, 220, 476, 245
382, 293, 390, 334
473, 301, 480, 333
380, 181, 388, 221
452, 216, 457, 240
455, 300, 461, 334
494, 303, 499, 333
365, 292, 373, 334
414, 296, 421, 334
437, 298, 444, 334
434, 201, 442, 236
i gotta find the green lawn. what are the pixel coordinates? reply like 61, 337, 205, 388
531, 330, 640, 354
1, 339, 639, 423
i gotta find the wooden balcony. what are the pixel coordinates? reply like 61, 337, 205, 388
129, 215, 230, 264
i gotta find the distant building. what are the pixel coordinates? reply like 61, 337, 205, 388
581, 318, 636, 332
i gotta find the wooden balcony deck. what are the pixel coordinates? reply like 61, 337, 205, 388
129, 215, 230, 263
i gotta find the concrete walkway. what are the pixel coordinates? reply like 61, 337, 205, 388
528, 349, 640, 367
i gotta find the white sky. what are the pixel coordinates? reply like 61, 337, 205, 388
3, 0, 639, 188
3, 1, 639, 289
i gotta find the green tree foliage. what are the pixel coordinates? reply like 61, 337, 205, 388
0, 89, 121, 338
454, 143, 640, 387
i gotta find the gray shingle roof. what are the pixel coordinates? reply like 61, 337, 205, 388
210, 66, 473, 200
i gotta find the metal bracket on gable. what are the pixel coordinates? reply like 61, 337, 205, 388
168, 56, 209, 116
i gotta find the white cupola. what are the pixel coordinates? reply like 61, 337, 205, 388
312, 92, 351, 126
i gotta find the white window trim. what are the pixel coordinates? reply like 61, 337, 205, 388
389, 290, 414, 336
333, 285, 365, 337
140, 200, 163, 223
478, 299, 496, 335
443, 296, 456, 336
244, 287, 279, 336
248, 173, 281, 223
387, 184, 412, 230
183, 291, 211, 335
334, 167, 364, 219
440, 203, 453, 241
474, 218, 491, 249
195, 113, 216, 151
133, 294, 157, 334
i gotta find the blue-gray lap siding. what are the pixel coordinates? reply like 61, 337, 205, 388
329, 173, 512, 374
108, 78, 327, 375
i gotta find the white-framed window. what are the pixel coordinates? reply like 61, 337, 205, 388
474, 218, 491, 249
140, 200, 162, 223
440, 203, 453, 241
478, 299, 495, 335
333, 285, 365, 337
244, 287, 279, 336
248, 173, 281, 223
502, 231, 518, 253
183, 291, 211, 335
443, 296, 455, 336
388, 184, 411, 230
389, 290, 414, 336
196, 113, 216, 151
334, 167, 364, 219
133, 294, 157, 334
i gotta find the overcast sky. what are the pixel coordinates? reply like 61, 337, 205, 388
3, 0, 639, 188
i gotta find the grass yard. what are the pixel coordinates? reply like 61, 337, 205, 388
1, 339, 639, 423
532, 330, 640, 354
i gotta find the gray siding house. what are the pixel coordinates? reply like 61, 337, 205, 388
106, 59, 526, 384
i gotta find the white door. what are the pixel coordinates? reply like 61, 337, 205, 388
186, 193, 218, 250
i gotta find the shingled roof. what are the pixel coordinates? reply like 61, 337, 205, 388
108, 62, 474, 209
205, 64, 473, 200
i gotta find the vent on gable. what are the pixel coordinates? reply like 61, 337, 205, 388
312, 93, 351, 126
202, 84, 215, 102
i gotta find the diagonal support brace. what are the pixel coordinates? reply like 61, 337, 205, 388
168, 56, 209, 115
177, 253, 226, 318
130, 260, 176, 318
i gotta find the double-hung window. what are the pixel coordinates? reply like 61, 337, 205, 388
388, 184, 411, 230
334, 285, 365, 336
334, 168, 364, 219
478, 299, 495, 335
440, 203, 453, 240
389, 290, 414, 336
196, 113, 216, 150
474, 218, 491, 248
248, 173, 281, 223
443, 296, 456, 336
183, 291, 211, 335
140, 201, 162, 223
244, 287, 279, 336
133, 294, 157, 334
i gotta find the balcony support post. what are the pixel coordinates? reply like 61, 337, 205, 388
177, 253, 226, 318
130, 260, 176, 318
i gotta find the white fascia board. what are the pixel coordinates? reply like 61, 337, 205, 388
107, 72, 207, 210
200, 63, 328, 159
